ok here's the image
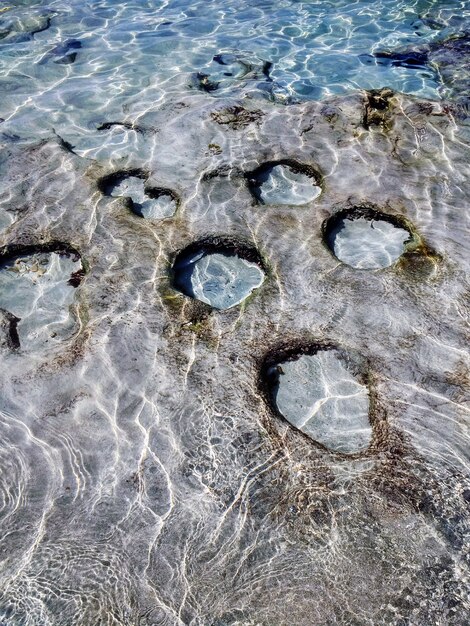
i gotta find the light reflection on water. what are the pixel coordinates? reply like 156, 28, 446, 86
0, 0, 468, 148
0, 1, 469, 625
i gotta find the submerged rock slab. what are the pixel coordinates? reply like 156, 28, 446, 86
192, 52, 272, 95
0, 250, 82, 350
325, 209, 412, 269
271, 349, 372, 454
0, 90, 469, 625
365, 32, 470, 102
174, 251, 265, 310
139, 194, 177, 220
38, 39, 82, 66
0, 7, 54, 43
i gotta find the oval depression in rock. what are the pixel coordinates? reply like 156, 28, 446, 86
173, 243, 265, 310
265, 348, 372, 454
324, 208, 413, 269
101, 172, 177, 220
0, 248, 83, 350
250, 162, 321, 206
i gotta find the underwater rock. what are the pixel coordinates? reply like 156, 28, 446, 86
411, 17, 446, 33
105, 173, 145, 201
264, 347, 372, 454
427, 33, 470, 100
191, 51, 273, 97
362, 87, 395, 129
359, 50, 429, 70
212, 52, 272, 79
100, 172, 177, 219
324, 207, 413, 269
268, 81, 298, 105
195, 72, 220, 93
0, 308, 20, 351
248, 161, 322, 206
137, 190, 178, 220
361, 32, 470, 101
38, 39, 82, 65
173, 239, 265, 310
0, 247, 83, 351
193, 53, 272, 91
0, 87, 469, 624
96, 121, 148, 134
211, 106, 264, 130
0, 8, 54, 43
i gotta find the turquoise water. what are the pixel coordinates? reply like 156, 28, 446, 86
0, 0, 469, 149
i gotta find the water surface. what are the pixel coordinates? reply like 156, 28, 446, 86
1, 0, 469, 154
0, 1, 469, 625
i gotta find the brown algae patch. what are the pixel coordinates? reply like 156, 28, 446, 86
210, 106, 264, 130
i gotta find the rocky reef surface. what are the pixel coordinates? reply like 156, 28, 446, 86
0, 74, 470, 626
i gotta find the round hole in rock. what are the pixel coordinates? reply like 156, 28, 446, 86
247, 160, 322, 206
323, 206, 414, 270
261, 345, 372, 454
172, 237, 266, 310
140, 187, 178, 220
0, 244, 84, 351
99, 171, 177, 220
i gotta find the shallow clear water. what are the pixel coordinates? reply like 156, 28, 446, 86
106, 174, 177, 219
0, 251, 82, 351
108, 175, 147, 204
253, 164, 321, 206
0, 0, 469, 152
327, 215, 412, 269
0, 1, 469, 625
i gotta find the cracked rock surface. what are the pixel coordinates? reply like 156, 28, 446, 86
267, 348, 372, 454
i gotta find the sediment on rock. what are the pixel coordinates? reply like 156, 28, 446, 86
362, 88, 395, 130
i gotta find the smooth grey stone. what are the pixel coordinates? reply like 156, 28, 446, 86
177, 252, 265, 310
0, 252, 81, 350
274, 350, 372, 454
138, 194, 176, 219
110, 176, 176, 219
109, 175, 146, 204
